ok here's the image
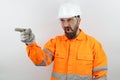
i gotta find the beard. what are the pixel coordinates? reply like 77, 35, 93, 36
64, 24, 79, 39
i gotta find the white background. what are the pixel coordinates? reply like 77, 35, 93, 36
0, 0, 120, 80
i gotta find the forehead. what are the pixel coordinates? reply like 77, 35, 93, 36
60, 16, 75, 20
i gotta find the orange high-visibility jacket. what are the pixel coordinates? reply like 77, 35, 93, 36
26, 30, 107, 80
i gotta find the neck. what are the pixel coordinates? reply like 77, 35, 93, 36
76, 29, 80, 36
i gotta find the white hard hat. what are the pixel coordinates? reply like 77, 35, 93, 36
58, 2, 82, 18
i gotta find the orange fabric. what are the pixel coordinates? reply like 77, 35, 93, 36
26, 30, 107, 79
51, 77, 58, 80
26, 42, 52, 66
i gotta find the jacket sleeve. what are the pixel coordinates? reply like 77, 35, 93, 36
92, 40, 108, 80
26, 38, 56, 66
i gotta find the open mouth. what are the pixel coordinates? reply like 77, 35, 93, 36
65, 27, 72, 33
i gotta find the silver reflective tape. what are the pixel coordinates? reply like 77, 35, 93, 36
52, 72, 92, 80
35, 56, 46, 66
43, 48, 53, 62
67, 74, 92, 80
94, 76, 107, 80
93, 66, 107, 72
52, 72, 66, 80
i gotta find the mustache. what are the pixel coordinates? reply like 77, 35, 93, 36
64, 26, 73, 32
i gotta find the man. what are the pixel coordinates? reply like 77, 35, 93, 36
15, 2, 107, 80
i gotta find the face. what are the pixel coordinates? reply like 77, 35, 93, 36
60, 16, 81, 39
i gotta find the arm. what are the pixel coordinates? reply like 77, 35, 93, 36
92, 41, 108, 80
26, 38, 56, 66
15, 28, 56, 66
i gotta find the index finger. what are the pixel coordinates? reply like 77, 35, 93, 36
15, 28, 26, 32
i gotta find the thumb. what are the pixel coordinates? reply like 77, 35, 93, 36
25, 28, 32, 35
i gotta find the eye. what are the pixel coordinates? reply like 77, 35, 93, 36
60, 19, 64, 22
67, 18, 72, 22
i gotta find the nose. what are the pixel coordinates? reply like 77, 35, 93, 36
63, 20, 69, 27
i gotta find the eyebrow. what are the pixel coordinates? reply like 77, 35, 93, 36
60, 18, 73, 21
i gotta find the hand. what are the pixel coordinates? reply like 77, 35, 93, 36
15, 28, 35, 45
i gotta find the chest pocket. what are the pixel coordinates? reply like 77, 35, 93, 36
55, 50, 67, 59
77, 49, 93, 61
76, 49, 93, 75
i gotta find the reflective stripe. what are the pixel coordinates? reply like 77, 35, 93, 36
52, 72, 92, 80
35, 48, 53, 66
35, 56, 46, 66
67, 74, 92, 80
52, 72, 66, 80
94, 76, 107, 80
93, 66, 107, 72
43, 48, 54, 62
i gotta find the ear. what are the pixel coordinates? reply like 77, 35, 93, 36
77, 18, 81, 24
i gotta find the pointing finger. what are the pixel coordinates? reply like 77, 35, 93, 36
15, 28, 26, 32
